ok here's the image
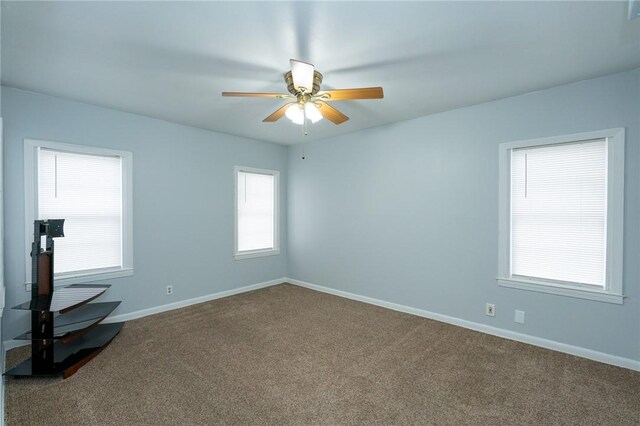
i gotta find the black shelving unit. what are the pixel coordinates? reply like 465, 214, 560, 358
4, 220, 124, 379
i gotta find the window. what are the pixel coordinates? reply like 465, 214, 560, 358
234, 166, 279, 260
25, 139, 133, 285
498, 128, 624, 304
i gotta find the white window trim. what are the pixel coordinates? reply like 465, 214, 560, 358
497, 128, 625, 304
234, 166, 280, 260
24, 138, 134, 287
0, 118, 4, 315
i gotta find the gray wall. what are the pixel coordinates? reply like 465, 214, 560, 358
1, 86, 288, 340
287, 69, 640, 361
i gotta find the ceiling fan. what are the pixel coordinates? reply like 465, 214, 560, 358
222, 59, 384, 126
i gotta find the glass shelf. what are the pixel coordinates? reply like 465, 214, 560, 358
4, 322, 124, 378
13, 302, 121, 342
13, 284, 111, 313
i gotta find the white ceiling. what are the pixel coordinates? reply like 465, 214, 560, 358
2, 1, 639, 145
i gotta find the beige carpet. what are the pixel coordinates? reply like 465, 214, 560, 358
5, 283, 640, 425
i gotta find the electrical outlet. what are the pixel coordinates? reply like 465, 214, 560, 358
486, 303, 495, 317
515, 310, 525, 324
166, 285, 173, 295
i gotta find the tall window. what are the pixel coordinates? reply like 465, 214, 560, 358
234, 166, 279, 259
25, 139, 133, 284
498, 128, 624, 304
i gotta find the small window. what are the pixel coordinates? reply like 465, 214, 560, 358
497, 128, 624, 304
234, 166, 280, 260
25, 139, 133, 285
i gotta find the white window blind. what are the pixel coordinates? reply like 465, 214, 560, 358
38, 148, 123, 274
237, 171, 275, 252
510, 139, 607, 287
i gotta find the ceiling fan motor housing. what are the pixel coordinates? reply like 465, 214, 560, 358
285, 70, 323, 96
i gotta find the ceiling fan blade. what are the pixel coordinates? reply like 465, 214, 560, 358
263, 103, 295, 122
222, 92, 293, 99
316, 101, 349, 125
290, 59, 315, 92
317, 87, 384, 101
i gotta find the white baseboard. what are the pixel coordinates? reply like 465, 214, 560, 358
103, 277, 286, 323
286, 277, 640, 372
2, 278, 287, 352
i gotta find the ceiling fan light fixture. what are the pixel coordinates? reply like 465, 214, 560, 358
290, 59, 315, 92
285, 104, 305, 125
305, 102, 323, 123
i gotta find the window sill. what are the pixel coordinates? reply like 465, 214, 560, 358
25, 267, 134, 291
234, 249, 280, 261
497, 277, 624, 304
